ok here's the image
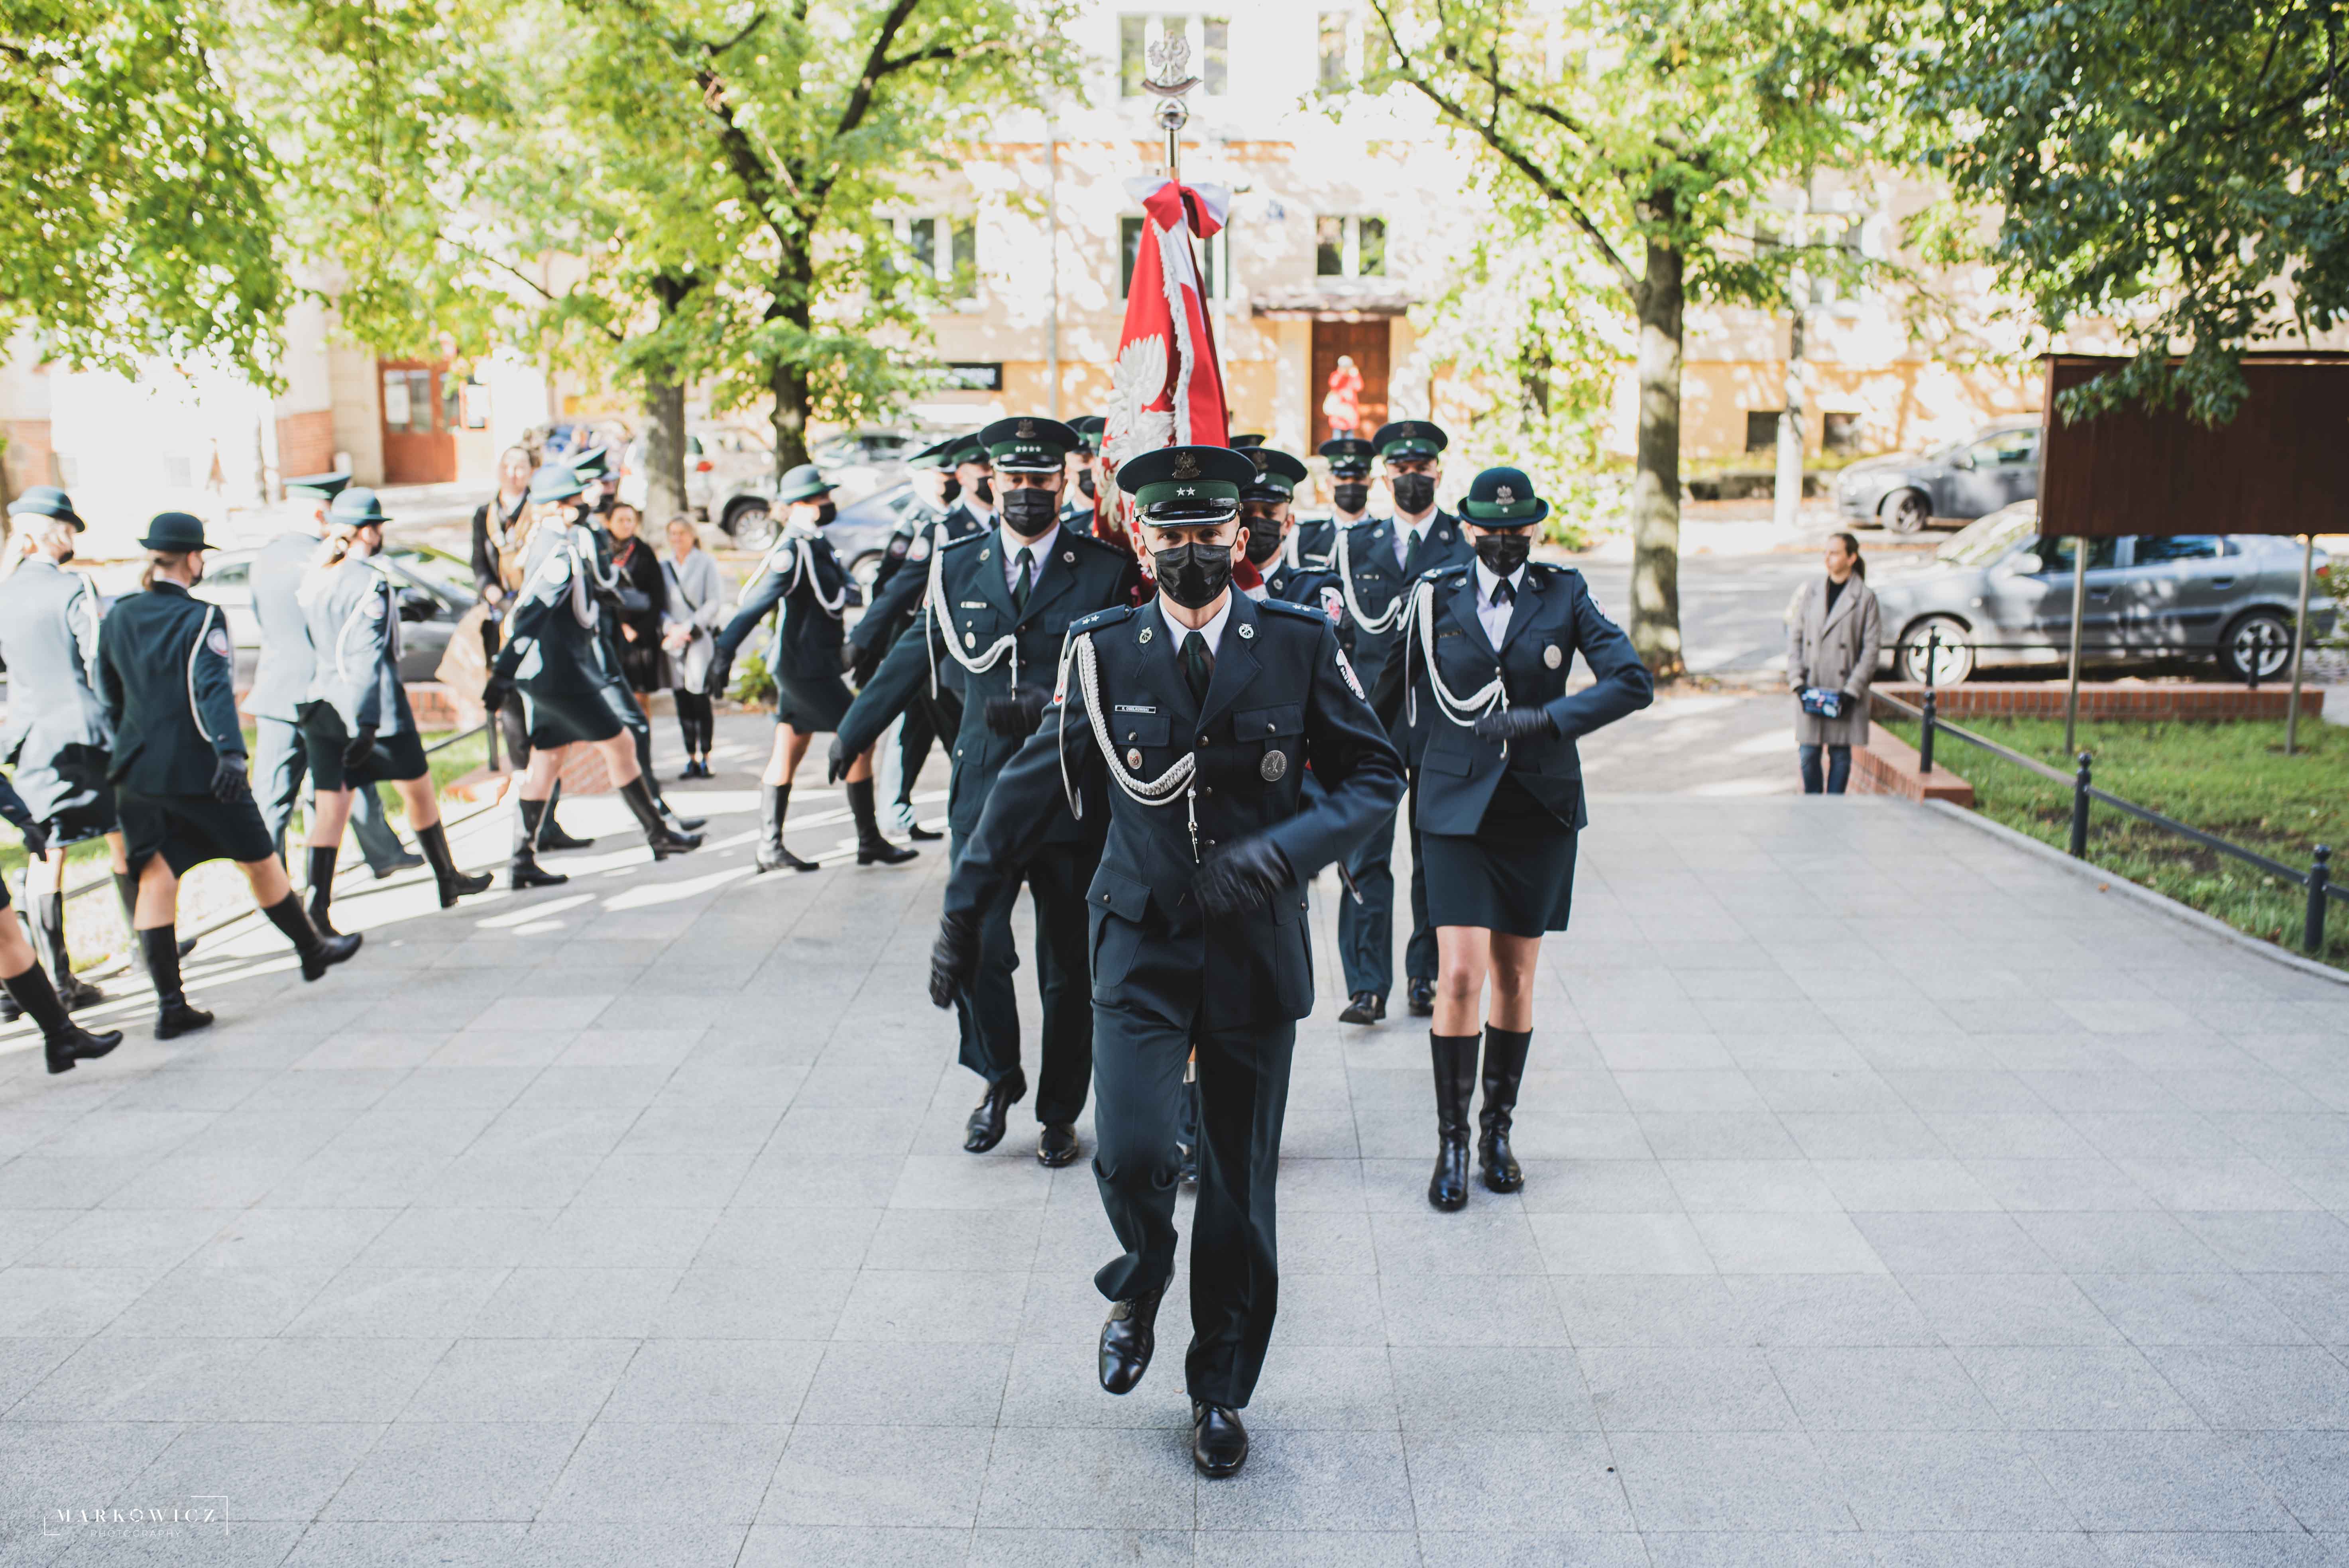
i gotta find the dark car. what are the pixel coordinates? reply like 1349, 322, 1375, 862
1836, 417, 2042, 535
1871, 501, 2334, 683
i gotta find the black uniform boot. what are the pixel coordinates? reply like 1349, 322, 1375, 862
756, 784, 817, 873
142, 926, 213, 1039
415, 822, 493, 908
620, 776, 700, 859
1098, 1286, 1163, 1394
1427, 1032, 1479, 1211
111, 873, 195, 986
28, 892, 100, 1010
847, 778, 916, 866
305, 847, 341, 938
510, 799, 570, 889
4, 961, 122, 1074
261, 893, 363, 981
1478, 1025, 1532, 1194
536, 784, 596, 852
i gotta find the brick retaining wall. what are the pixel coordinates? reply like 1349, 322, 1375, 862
1878, 682, 2324, 721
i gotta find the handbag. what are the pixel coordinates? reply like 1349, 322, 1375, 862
1799, 686, 1845, 720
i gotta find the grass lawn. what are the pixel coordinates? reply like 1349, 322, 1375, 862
1883, 713, 2349, 971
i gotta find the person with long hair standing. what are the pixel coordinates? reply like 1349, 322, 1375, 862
662, 516, 723, 779
603, 503, 668, 701
1371, 468, 1652, 1210
1787, 531, 1881, 794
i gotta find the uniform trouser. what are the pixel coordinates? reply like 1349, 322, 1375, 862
1337, 804, 1398, 999
894, 700, 937, 808
253, 715, 409, 873
949, 833, 1094, 1127
1092, 1004, 1296, 1409
1402, 773, 1437, 986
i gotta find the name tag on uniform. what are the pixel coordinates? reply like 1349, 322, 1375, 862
1113, 704, 1158, 714
1438, 628, 1464, 639
959, 600, 988, 609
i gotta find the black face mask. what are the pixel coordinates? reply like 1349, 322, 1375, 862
1391, 473, 1436, 515
1152, 541, 1234, 609
53, 548, 74, 566
1332, 481, 1369, 513
1001, 486, 1058, 534
941, 477, 962, 505
814, 501, 837, 528
973, 477, 995, 505
1077, 470, 1096, 499
1240, 513, 1284, 565
1474, 529, 1533, 577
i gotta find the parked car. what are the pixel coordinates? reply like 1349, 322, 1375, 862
812, 427, 924, 506
1836, 417, 2042, 535
192, 543, 479, 686
616, 422, 782, 548
1871, 501, 2335, 684
826, 481, 924, 595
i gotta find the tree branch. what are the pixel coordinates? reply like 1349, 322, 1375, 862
833, 0, 926, 143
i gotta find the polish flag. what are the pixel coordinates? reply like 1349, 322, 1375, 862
1100, 177, 1232, 554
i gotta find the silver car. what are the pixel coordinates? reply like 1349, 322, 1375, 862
192, 543, 478, 686
1872, 501, 2334, 684
1836, 418, 2042, 535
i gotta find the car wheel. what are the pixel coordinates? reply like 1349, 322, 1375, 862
726, 501, 776, 551
2220, 608, 2296, 683
1898, 616, 1975, 684
1884, 489, 1931, 536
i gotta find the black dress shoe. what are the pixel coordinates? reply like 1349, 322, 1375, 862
963, 1070, 1026, 1153
1037, 1123, 1081, 1167
1098, 1288, 1162, 1394
1337, 991, 1385, 1025
906, 821, 944, 842
1407, 979, 1435, 1017
1177, 1140, 1199, 1189
1192, 1402, 1249, 1477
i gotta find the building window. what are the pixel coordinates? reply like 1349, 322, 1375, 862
1318, 11, 1351, 87
1120, 14, 1230, 97
1315, 215, 1385, 278
1822, 412, 1863, 454
1745, 410, 1781, 452
896, 216, 978, 298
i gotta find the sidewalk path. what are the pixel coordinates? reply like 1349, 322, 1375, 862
0, 715, 2345, 1566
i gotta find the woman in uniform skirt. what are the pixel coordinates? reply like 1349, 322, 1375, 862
482, 466, 703, 888
294, 488, 494, 933
706, 465, 916, 872
1372, 468, 1653, 1210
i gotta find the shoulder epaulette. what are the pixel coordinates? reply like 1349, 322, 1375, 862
1257, 597, 1326, 625
1070, 604, 1136, 634
1063, 529, 1124, 558
1529, 560, 1578, 581
1343, 515, 1391, 535
1424, 563, 1471, 581
939, 530, 988, 553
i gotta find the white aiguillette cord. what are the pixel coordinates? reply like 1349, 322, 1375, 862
1401, 577, 1506, 738
1056, 629, 1202, 861
1332, 523, 1411, 635
921, 526, 1020, 699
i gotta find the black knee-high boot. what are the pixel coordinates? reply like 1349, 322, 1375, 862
1478, 1025, 1531, 1193
415, 822, 492, 908
261, 892, 362, 981
1427, 1032, 1479, 1211
537, 782, 595, 852
847, 778, 916, 866
510, 798, 568, 888
112, 872, 195, 982
619, 776, 700, 859
4, 959, 121, 1074
756, 784, 816, 873
28, 892, 101, 1008
142, 926, 213, 1039
305, 846, 340, 937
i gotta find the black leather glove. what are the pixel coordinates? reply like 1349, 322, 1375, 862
343, 725, 378, 772
480, 674, 514, 715
850, 641, 882, 688
210, 755, 252, 804
1193, 835, 1292, 916
928, 909, 984, 1008
983, 688, 1048, 737
1472, 706, 1557, 744
704, 653, 734, 700
825, 733, 851, 785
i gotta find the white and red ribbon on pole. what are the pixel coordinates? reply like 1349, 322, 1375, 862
1101, 177, 1232, 539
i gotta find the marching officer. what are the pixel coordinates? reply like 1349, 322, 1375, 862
706, 465, 915, 871
482, 466, 703, 885
851, 437, 993, 682
1063, 415, 1105, 533
1371, 467, 1651, 1208
856, 436, 964, 841
834, 416, 1141, 1166
0, 487, 123, 1010
0, 766, 122, 1072
252, 474, 421, 882
295, 489, 494, 933
97, 513, 362, 1037
1326, 420, 1470, 1026
1305, 434, 1378, 567
1234, 447, 1344, 624
930, 444, 1404, 1478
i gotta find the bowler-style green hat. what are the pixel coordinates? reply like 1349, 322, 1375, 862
283, 472, 352, 504
529, 463, 585, 505
1317, 436, 1375, 477
1116, 444, 1256, 523
1458, 466, 1549, 527
1238, 447, 1310, 504
1372, 420, 1447, 463
977, 416, 1079, 475
777, 464, 832, 504
328, 487, 391, 529
140, 512, 211, 552
6, 486, 84, 531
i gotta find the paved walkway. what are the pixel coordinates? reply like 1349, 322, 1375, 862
1, 714, 2346, 1566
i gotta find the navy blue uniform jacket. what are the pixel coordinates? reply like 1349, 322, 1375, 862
712, 531, 858, 689
945, 592, 1406, 1031
850, 501, 990, 660
97, 581, 246, 794
1371, 562, 1653, 836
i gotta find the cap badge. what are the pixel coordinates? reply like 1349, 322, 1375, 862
1496, 484, 1516, 504
1016, 419, 1036, 439
1171, 450, 1201, 480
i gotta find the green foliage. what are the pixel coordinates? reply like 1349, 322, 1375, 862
0, 0, 288, 379
731, 645, 778, 707
1917, 0, 2349, 425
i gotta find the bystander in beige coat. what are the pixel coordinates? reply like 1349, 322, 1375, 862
1787, 570, 1883, 746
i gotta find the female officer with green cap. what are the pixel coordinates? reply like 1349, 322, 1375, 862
1371, 466, 1652, 1210
707, 464, 916, 871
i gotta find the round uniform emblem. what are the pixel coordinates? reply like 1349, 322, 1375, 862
1260, 749, 1288, 781
1062, 551, 1075, 563
1138, 627, 1154, 644
1236, 623, 1254, 640
1126, 747, 1143, 769
1543, 644, 1563, 669
963, 631, 976, 648
204, 627, 233, 659
909, 539, 931, 561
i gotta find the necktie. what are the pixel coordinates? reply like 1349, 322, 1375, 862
1012, 546, 1033, 611
1491, 577, 1514, 607
1181, 631, 1214, 705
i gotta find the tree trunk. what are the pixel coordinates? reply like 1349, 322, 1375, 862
1630, 236, 1685, 679
643, 378, 689, 526
1773, 297, 1806, 532
766, 250, 815, 477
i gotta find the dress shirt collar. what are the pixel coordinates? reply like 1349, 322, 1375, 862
1157, 592, 1231, 660
1474, 558, 1526, 606
1000, 522, 1059, 584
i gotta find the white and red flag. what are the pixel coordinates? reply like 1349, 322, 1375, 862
1101, 177, 1231, 517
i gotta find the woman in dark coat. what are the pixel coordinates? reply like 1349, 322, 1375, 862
603, 503, 669, 698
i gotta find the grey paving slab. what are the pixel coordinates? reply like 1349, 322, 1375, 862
0, 783, 2342, 1560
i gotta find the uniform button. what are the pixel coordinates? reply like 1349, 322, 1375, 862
1201, 786, 1213, 796
1198, 735, 1209, 746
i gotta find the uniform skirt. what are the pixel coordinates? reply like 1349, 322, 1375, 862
299, 703, 429, 790
118, 789, 276, 877
1419, 830, 1578, 937
774, 668, 854, 734
522, 683, 626, 750
15, 743, 118, 848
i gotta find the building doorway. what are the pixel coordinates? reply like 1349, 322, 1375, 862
1311, 318, 1390, 449
378, 360, 458, 484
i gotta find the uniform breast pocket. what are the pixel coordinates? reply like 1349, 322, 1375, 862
1234, 703, 1303, 782
1108, 708, 1170, 751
